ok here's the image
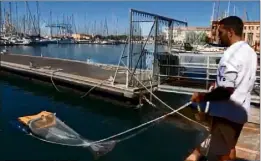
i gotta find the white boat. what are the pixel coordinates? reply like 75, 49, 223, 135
171, 43, 224, 55
100, 40, 119, 45
100, 40, 111, 45
193, 44, 225, 53
9, 37, 31, 45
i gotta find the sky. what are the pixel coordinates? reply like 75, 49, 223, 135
1, 1, 260, 36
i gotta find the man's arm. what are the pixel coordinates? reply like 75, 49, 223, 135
202, 86, 235, 101
198, 62, 240, 102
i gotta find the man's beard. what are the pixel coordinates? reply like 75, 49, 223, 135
220, 38, 230, 47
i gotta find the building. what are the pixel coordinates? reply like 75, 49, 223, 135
72, 33, 92, 40
243, 21, 260, 51
210, 21, 260, 52
163, 27, 211, 43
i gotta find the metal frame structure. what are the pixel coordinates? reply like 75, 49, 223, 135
113, 9, 188, 90
157, 53, 260, 104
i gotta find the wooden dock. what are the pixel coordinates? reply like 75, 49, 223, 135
236, 121, 260, 161
236, 104, 260, 160
0, 54, 156, 107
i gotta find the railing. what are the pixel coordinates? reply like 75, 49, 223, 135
157, 53, 260, 103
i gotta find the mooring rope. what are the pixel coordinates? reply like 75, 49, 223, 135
80, 77, 113, 98
51, 69, 63, 92
80, 83, 102, 98
120, 60, 207, 129
50, 68, 112, 98
91, 101, 192, 144
142, 96, 157, 108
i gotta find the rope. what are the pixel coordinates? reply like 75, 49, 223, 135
91, 101, 192, 144
121, 60, 207, 129
51, 69, 63, 92
80, 78, 111, 98
24, 102, 192, 150
142, 96, 157, 108
50, 68, 112, 98
199, 84, 215, 157
205, 120, 212, 156
114, 123, 155, 143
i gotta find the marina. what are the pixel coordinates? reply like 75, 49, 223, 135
0, 1, 260, 161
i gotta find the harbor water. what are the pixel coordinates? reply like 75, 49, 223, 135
0, 44, 207, 161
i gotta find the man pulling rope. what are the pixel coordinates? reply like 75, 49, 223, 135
186, 16, 257, 161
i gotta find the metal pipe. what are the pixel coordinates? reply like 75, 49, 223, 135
132, 20, 155, 22
130, 8, 187, 25
152, 17, 158, 83
112, 37, 128, 85
126, 9, 132, 88
158, 74, 216, 81
129, 21, 156, 84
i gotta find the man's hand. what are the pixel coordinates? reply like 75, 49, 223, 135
191, 92, 204, 103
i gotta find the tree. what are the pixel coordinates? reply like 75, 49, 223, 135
197, 32, 208, 44
185, 31, 197, 44
185, 31, 209, 45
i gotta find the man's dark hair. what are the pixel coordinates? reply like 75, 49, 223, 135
219, 16, 244, 36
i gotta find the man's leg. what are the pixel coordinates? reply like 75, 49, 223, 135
229, 148, 236, 160
185, 148, 201, 161
207, 116, 243, 161
216, 148, 237, 161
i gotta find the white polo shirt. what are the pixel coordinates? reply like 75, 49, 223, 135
216, 41, 257, 113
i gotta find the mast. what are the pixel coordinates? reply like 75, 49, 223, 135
72, 14, 77, 35
15, 2, 18, 34
3, 7, 5, 34
36, 1, 40, 36
49, 10, 52, 37
100, 20, 103, 35
84, 13, 87, 34
216, 0, 220, 20
116, 17, 118, 36
104, 17, 108, 36
211, 2, 216, 22
33, 15, 36, 35
9, 2, 12, 29
23, 14, 26, 34
94, 20, 96, 35
233, 5, 236, 15
243, 8, 246, 21
227, 0, 230, 17
24, 1, 27, 35
26, 1, 37, 35
56, 15, 59, 36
